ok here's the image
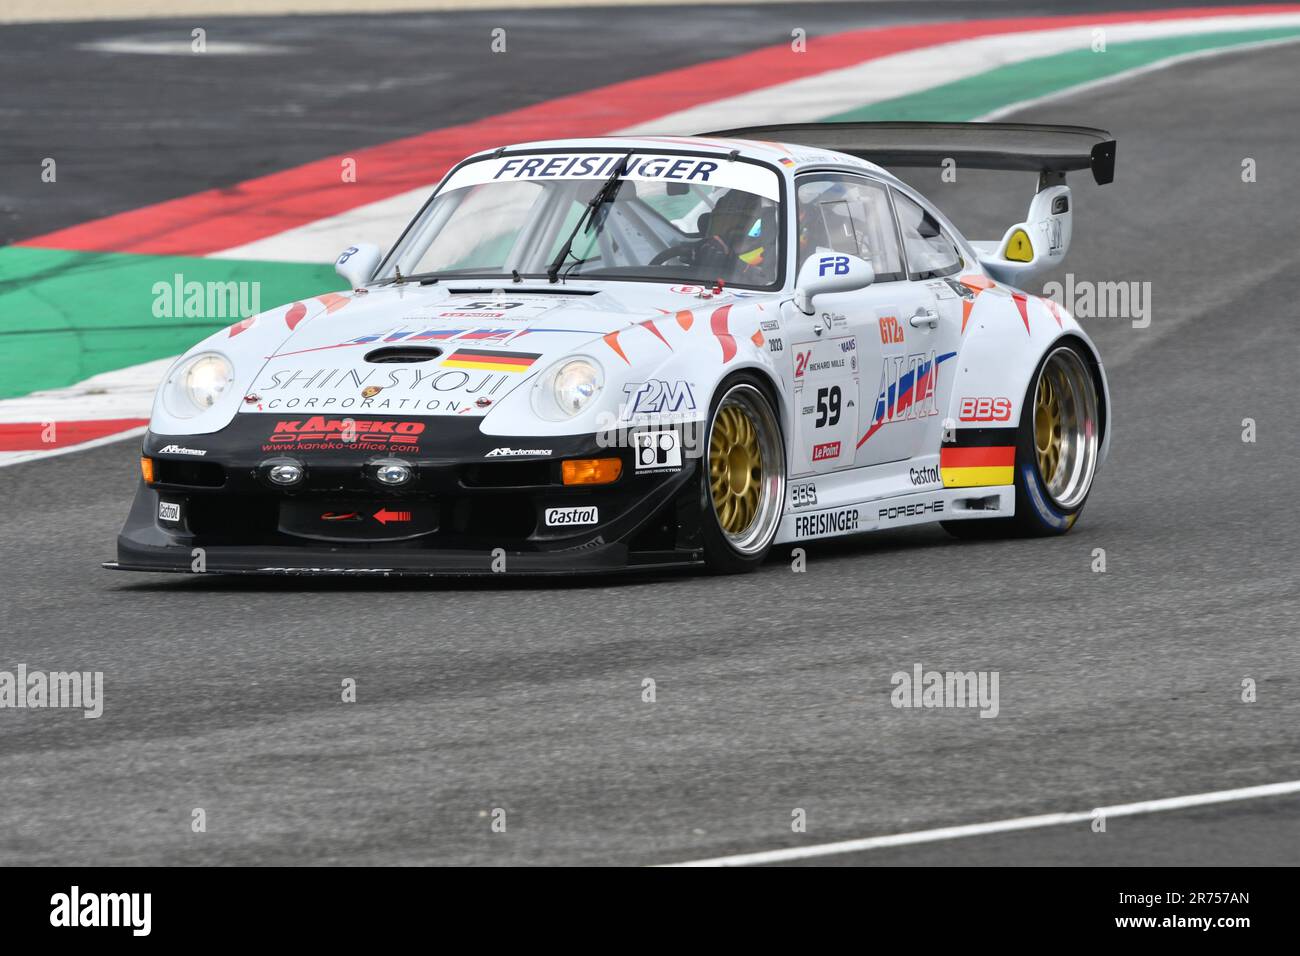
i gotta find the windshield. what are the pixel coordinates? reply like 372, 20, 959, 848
382, 151, 783, 289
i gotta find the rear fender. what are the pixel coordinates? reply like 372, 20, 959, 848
945, 289, 1110, 464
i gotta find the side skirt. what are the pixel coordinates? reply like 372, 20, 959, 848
775, 484, 1015, 545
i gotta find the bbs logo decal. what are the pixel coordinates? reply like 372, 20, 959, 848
545, 506, 599, 527
958, 397, 1013, 422
634, 430, 682, 473
790, 482, 818, 509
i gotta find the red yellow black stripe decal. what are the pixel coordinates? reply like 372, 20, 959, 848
442, 348, 540, 373
941, 443, 1015, 488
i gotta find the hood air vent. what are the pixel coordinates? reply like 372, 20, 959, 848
364, 346, 443, 364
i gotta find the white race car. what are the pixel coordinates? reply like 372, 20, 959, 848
111, 122, 1115, 576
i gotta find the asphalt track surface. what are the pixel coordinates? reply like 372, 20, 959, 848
2, 7, 1299, 866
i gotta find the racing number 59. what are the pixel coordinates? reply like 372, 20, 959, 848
816, 386, 841, 428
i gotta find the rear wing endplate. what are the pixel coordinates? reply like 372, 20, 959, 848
702, 121, 1116, 186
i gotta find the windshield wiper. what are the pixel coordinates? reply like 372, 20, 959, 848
547, 151, 632, 283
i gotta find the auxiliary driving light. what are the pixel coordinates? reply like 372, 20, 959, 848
374, 461, 413, 487
562, 458, 622, 486
267, 461, 305, 487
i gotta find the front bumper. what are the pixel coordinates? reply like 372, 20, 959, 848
110, 415, 706, 576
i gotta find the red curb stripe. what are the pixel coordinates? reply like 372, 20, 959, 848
0, 419, 148, 452
19, 6, 1292, 258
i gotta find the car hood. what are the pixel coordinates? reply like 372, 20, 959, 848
237, 282, 764, 420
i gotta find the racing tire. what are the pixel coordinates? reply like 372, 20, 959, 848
943, 341, 1101, 539
699, 375, 786, 573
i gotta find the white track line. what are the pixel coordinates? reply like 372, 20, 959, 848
664, 779, 1300, 866
0, 356, 169, 426
977, 32, 1300, 121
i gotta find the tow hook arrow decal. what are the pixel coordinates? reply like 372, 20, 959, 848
373, 508, 411, 525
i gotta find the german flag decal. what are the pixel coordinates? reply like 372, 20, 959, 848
940, 444, 1015, 488
442, 348, 540, 373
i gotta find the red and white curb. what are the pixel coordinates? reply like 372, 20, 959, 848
0, 358, 168, 467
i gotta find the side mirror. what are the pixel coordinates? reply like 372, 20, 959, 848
793, 253, 874, 315
334, 243, 382, 288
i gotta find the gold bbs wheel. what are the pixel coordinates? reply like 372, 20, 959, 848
1032, 346, 1100, 510
707, 383, 784, 556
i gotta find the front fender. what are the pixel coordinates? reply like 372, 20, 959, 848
481, 296, 786, 438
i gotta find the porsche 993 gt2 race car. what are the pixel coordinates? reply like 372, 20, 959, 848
109, 122, 1115, 576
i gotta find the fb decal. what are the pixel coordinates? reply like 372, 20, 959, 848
818, 255, 849, 277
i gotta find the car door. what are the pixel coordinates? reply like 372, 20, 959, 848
782, 172, 940, 476
888, 188, 967, 460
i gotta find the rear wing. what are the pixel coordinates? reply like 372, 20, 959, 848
702, 121, 1117, 284
701, 121, 1116, 186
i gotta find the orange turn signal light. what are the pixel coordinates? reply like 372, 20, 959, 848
562, 457, 622, 486
140, 456, 155, 483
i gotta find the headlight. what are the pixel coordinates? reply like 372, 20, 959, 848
554, 360, 601, 415
169, 353, 234, 416
533, 356, 603, 420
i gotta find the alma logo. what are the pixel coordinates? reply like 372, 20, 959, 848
50, 886, 151, 936
874, 350, 940, 426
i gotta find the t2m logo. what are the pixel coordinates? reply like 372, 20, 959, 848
818, 255, 849, 276
622, 379, 697, 416
958, 396, 1013, 422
